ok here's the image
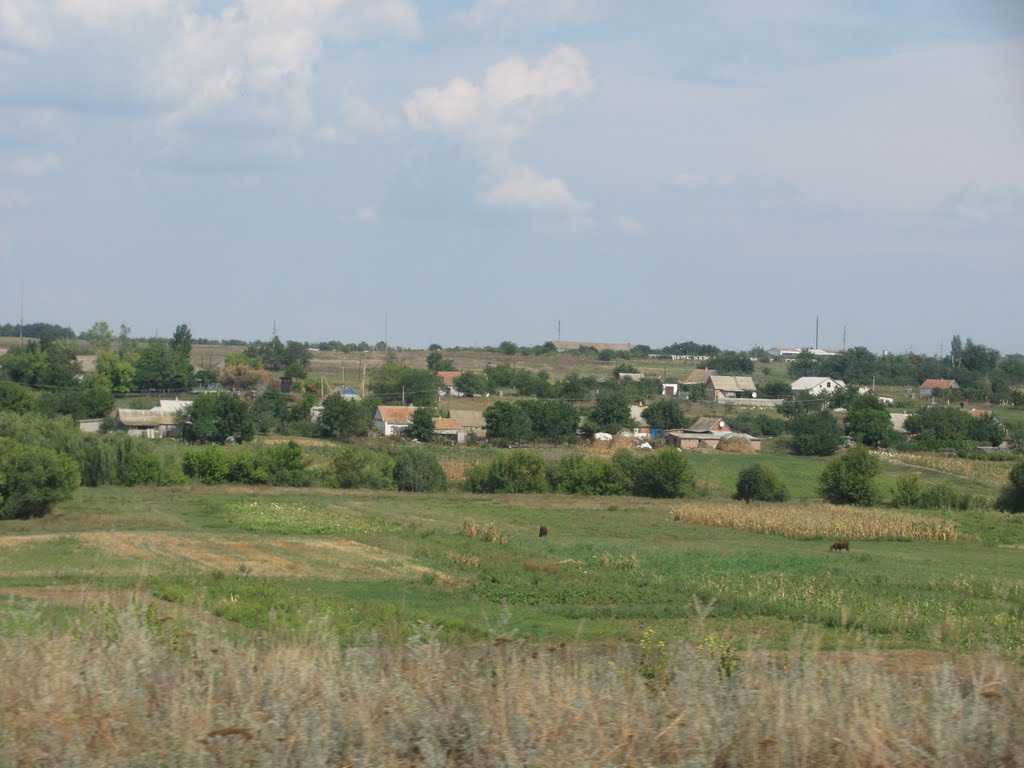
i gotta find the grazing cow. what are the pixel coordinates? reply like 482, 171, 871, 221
830, 540, 849, 552
539, 525, 548, 538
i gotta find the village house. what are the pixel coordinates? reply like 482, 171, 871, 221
919, 379, 960, 398
448, 409, 487, 441
114, 399, 191, 439
372, 405, 417, 436
436, 371, 464, 397
706, 375, 758, 402
790, 376, 846, 397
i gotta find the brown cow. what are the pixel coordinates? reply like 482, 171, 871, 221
539, 526, 548, 538
830, 540, 849, 552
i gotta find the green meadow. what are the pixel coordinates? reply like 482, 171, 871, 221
2, 482, 1022, 656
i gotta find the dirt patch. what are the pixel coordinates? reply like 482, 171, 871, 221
0, 532, 438, 581
261, 436, 336, 448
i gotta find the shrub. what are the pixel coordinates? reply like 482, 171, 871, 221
465, 450, 550, 494
994, 461, 1024, 513
734, 464, 790, 503
628, 448, 696, 499
891, 475, 922, 508
393, 449, 447, 492
554, 453, 629, 496
918, 483, 975, 511
321, 446, 395, 490
818, 445, 881, 506
0, 438, 80, 519
181, 446, 229, 484
259, 441, 311, 486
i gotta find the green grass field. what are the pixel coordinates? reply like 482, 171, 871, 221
2, 481, 1022, 656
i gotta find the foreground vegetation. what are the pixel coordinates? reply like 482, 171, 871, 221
1, 599, 1020, 767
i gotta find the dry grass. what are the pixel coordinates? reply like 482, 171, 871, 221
462, 517, 509, 544
670, 501, 960, 541
880, 451, 1015, 483
0, 602, 1020, 766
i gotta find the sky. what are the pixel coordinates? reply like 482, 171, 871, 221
1, 0, 1022, 355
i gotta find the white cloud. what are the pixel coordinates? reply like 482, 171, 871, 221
338, 85, 398, 135
480, 166, 587, 212
55, 0, 172, 28
356, 206, 376, 222
403, 45, 592, 141
4, 152, 60, 176
0, 0, 50, 47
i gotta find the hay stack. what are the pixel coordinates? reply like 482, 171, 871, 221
717, 433, 756, 453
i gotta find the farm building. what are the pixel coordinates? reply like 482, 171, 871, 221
706, 375, 758, 402
431, 417, 463, 444
114, 399, 191, 439
919, 379, 960, 398
436, 371, 463, 397
448, 409, 486, 439
683, 368, 717, 385
663, 417, 761, 452
372, 405, 417, 436
791, 376, 846, 397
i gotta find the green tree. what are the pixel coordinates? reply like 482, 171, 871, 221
818, 445, 881, 506
406, 406, 436, 442
641, 399, 686, 430
521, 400, 579, 442
789, 349, 819, 378
995, 461, 1024, 513
96, 350, 137, 393
426, 350, 455, 371
483, 401, 534, 445
318, 395, 372, 439
789, 411, 843, 456
453, 371, 487, 396
497, 340, 519, 356
588, 390, 633, 433
0, 438, 80, 519
134, 339, 193, 391
845, 393, 897, 447
392, 449, 447, 492
180, 393, 254, 444
734, 464, 790, 503
0, 381, 37, 414
170, 323, 193, 360
81, 321, 114, 351
368, 364, 439, 407
38, 375, 114, 420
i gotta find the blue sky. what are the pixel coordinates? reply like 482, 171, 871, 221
1, 0, 1022, 354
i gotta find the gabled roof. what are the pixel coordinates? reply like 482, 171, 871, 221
375, 405, 416, 424
921, 379, 958, 390
707, 375, 757, 392
448, 409, 486, 428
432, 417, 461, 431
790, 376, 846, 390
683, 368, 716, 384
436, 371, 461, 387
116, 409, 179, 427
687, 417, 730, 433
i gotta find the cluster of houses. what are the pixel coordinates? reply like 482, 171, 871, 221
95, 368, 971, 453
